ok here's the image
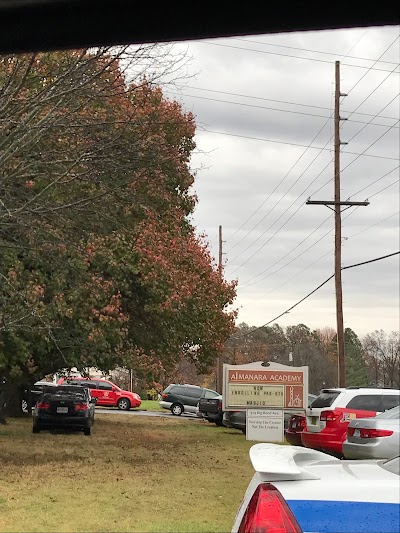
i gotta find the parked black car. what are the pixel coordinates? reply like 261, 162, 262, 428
197, 395, 223, 426
32, 385, 96, 435
22, 381, 57, 412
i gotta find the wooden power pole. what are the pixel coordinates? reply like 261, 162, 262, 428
217, 225, 223, 393
333, 60, 346, 388
306, 61, 369, 387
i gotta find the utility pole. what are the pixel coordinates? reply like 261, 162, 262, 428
306, 61, 369, 387
334, 60, 346, 389
217, 225, 223, 393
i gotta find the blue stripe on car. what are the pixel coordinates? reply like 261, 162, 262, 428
287, 500, 400, 533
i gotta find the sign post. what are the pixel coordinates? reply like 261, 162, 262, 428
223, 361, 308, 442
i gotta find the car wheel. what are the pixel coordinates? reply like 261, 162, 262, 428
32, 424, 41, 433
171, 403, 183, 416
83, 427, 91, 436
117, 398, 131, 411
215, 420, 223, 426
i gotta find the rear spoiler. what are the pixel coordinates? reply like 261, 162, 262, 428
250, 443, 340, 481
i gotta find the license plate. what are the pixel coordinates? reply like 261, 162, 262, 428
354, 429, 360, 437
311, 417, 317, 425
57, 407, 68, 414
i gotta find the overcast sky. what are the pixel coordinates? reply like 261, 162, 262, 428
167, 26, 399, 337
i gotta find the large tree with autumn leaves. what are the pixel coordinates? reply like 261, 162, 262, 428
0, 46, 236, 415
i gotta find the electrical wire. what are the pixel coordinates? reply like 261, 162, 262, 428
346, 35, 400, 96
167, 90, 399, 128
227, 124, 399, 277
175, 85, 399, 122
222, 35, 398, 250
236, 178, 399, 299
226, 119, 333, 251
200, 129, 399, 161
235, 251, 400, 338
199, 41, 400, 74
231, 37, 400, 66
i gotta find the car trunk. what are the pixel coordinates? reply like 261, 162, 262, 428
42, 393, 87, 416
305, 390, 341, 433
198, 397, 221, 414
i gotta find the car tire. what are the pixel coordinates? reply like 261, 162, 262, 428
215, 420, 223, 426
171, 403, 183, 416
32, 424, 41, 433
117, 398, 131, 411
83, 427, 91, 436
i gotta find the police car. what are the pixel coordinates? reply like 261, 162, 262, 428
232, 443, 400, 533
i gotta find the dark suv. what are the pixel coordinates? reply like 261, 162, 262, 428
159, 384, 219, 415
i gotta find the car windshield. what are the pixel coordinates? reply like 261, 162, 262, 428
376, 405, 400, 419
309, 391, 340, 408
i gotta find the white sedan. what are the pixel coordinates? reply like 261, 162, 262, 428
232, 443, 399, 533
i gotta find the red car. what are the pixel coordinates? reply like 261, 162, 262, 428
57, 377, 141, 410
301, 387, 400, 457
285, 413, 307, 446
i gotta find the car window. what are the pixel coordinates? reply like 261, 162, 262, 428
185, 387, 203, 398
310, 391, 340, 408
376, 405, 400, 419
96, 381, 113, 391
346, 395, 382, 411
204, 390, 219, 399
382, 395, 400, 411
308, 394, 317, 406
45, 389, 86, 400
170, 386, 184, 395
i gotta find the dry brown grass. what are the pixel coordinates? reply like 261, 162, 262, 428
0, 414, 255, 532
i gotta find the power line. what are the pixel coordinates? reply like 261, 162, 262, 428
227, 123, 399, 276
240, 214, 332, 287
200, 40, 400, 74
238, 202, 358, 294
346, 35, 400, 96
200, 129, 399, 161
236, 178, 399, 299
167, 91, 399, 129
236, 251, 400, 338
176, 85, 399, 122
231, 37, 400, 65
347, 165, 400, 198
347, 211, 399, 239
226, 158, 333, 274
226, 118, 333, 250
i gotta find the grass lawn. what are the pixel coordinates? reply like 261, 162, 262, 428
0, 414, 257, 532
137, 399, 163, 411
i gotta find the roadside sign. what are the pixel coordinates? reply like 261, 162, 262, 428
223, 361, 309, 411
246, 409, 284, 442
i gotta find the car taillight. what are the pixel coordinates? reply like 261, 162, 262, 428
238, 483, 303, 533
320, 409, 341, 422
299, 418, 306, 429
348, 427, 394, 438
36, 402, 50, 410
74, 403, 89, 411
218, 401, 222, 411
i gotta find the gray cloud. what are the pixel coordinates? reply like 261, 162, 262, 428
170, 27, 400, 336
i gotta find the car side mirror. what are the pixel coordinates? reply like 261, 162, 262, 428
112, 386, 117, 392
